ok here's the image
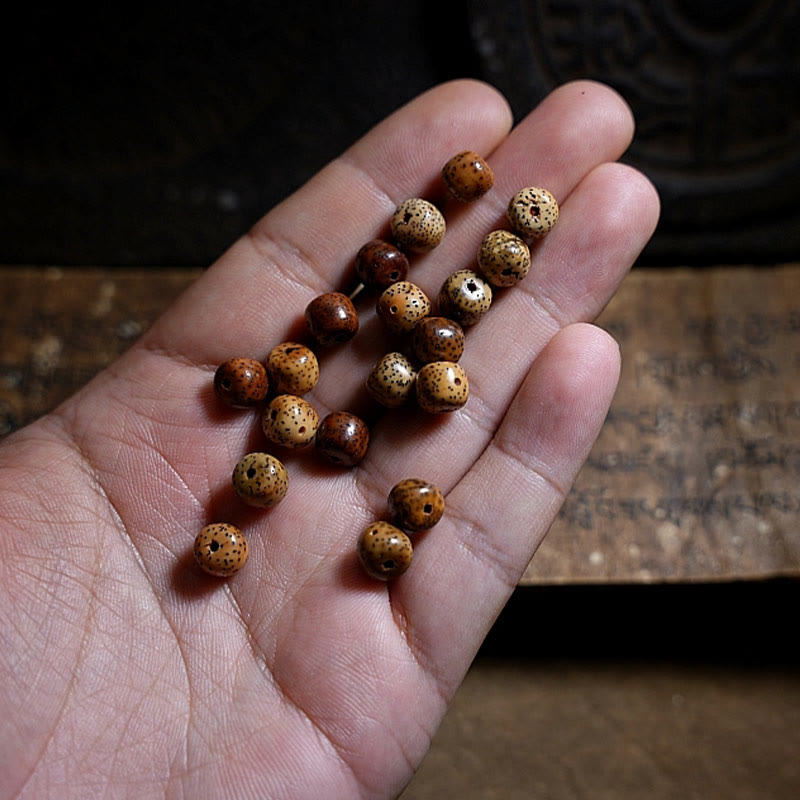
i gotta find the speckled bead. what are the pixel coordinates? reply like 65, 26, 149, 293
266, 342, 319, 396
390, 198, 446, 253
262, 394, 319, 448
315, 411, 370, 467
412, 316, 465, 364
357, 521, 413, 580
442, 150, 494, 202
194, 523, 248, 577
477, 230, 532, 287
416, 361, 469, 413
507, 187, 559, 240
437, 270, 493, 326
213, 357, 268, 408
388, 478, 445, 532
376, 281, 431, 335
305, 292, 359, 346
355, 240, 409, 290
366, 352, 417, 408
232, 452, 289, 508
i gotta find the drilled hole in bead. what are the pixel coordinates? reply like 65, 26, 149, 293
209, 541, 220, 552
466, 281, 478, 293
423, 503, 433, 514
298, 426, 306, 434
389, 270, 400, 280
454, 378, 462, 386
246, 467, 256, 479
390, 305, 398, 314
383, 560, 396, 570
221, 378, 231, 390
530, 205, 541, 217
270, 410, 278, 420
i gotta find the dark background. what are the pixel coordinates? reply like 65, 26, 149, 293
2, 0, 799, 268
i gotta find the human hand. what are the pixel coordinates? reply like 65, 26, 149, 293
0, 80, 658, 798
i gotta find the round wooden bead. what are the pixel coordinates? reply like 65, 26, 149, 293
213, 357, 268, 408
376, 281, 431, 335
441, 150, 494, 202
262, 394, 319, 448
357, 521, 413, 580
266, 342, 319, 396
305, 292, 359, 346
194, 523, 248, 577
355, 240, 409, 290
412, 316, 465, 364
507, 187, 559, 240
390, 198, 445, 252
232, 452, 289, 508
416, 361, 469, 413
438, 270, 493, 326
366, 352, 417, 408
477, 230, 532, 287
315, 411, 370, 466
388, 478, 445, 532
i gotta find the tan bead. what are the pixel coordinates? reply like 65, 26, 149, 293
438, 269, 493, 326
477, 230, 532, 287
441, 150, 494, 202
357, 521, 413, 580
388, 478, 445, 532
416, 361, 469, 413
366, 352, 417, 408
376, 281, 431, 335
266, 342, 319, 396
507, 187, 559, 240
390, 198, 446, 252
194, 523, 248, 577
232, 452, 289, 508
262, 394, 319, 448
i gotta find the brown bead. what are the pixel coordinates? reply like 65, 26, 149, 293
376, 281, 431, 335
262, 394, 319, 448
213, 357, 268, 408
390, 198, 446, 252
354, 240, 409, 290
232, 452, 289, 508
438, 270, 493, 327
442, 150, 494, 202
266, 342, 319, 396
416, 361, 469, 413
412, 316, 465, 364
477, 230, 532, 287
507, 187, 559, 240
388, 478, 445, 532
305, 292, 359, 346
315, 411, 370, 467
366, 352, 417, 408
357, 521, 413, 580
194, 523, 248, 577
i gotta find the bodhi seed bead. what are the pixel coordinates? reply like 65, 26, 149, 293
416, 361, 469, 413
232, 452, 289, 508
266, 342, 319, 396
441, 150, 495, 202
315, 411, 370, 467
477, 230, 532, 287
355, 240, 409, 290
213, 357, 269, 408
390, 198, 446, 252
507, 187, 559, 240
262, 394, 319, 448
194, 523, 249, 577
376, 281, 431, 335
357, 521, 413, 580
366, 352, 417, 408
438, 269, 493, 327
388, 478, 445, 532
305, 292, 359, 346
412, 316, 465, 364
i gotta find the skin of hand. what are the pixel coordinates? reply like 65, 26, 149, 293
0, 80, 659, 799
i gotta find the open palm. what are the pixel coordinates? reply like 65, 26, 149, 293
0, 80, 658, 798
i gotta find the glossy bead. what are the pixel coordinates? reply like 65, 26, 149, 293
357, 521, 413, 580
194, 523, 248, 577
437, 269, 493, 326
354, 240, 409, 290
266, 342, 319, 396
305, 292, 359, 346
232, 452, 289, 508
388, 478, 445, 532
507, 187, 559, 240
213, 357, 268, 408
390, 198, 446, 252
376, 281, 431, 335
477, 230, 532, 287
441, 150, 494, 202
315, 411, 370, 466
366, 352, 417, 408
412, 316, 465, 364
262, 394, 319, 448
416, 361, 469, 413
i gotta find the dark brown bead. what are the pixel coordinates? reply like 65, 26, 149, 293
388, 478, 445, 532
213, 357, 269, 408
354, 240, 409, 290
357, 522, 413, 580
305, 292, 359, 346
315, 411, 370, 467
412, 316, 465, 364
442, 150, 494, 202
